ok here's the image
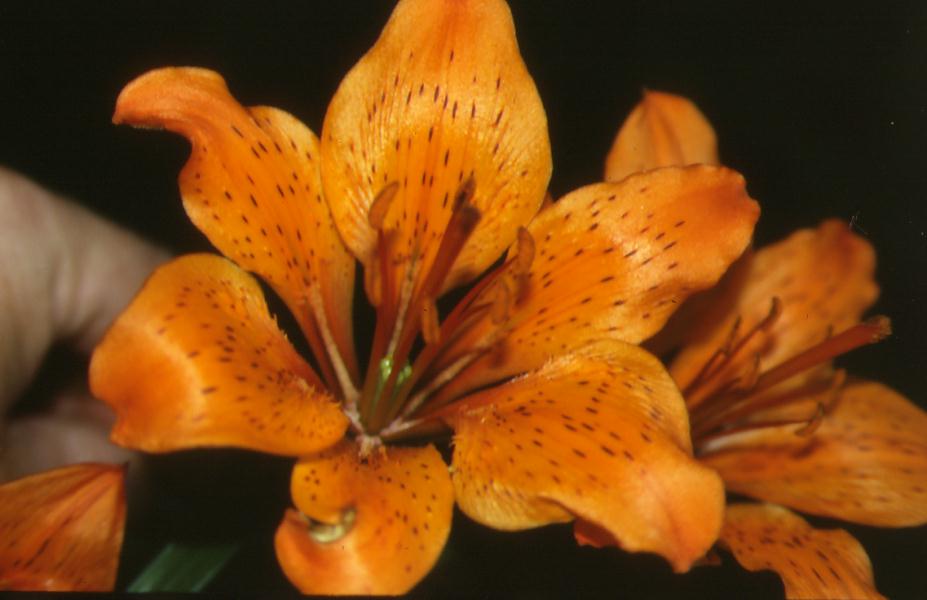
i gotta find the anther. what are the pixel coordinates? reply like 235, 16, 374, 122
490, 279, 512, 324
794, 402, 826, 437
421, 299, 441, 345
418, 175, 480, 300
369, 182, 399, 229
513, 227, 535, 276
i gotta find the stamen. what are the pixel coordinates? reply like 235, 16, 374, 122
368, 177, 481, 429
489, 279, 512, 324
416, 175, 480, 300
690, 314, 888, 449
395, 362, 413, 388
357, 434, 382, 460
370, 355, 394, 415
380, 416, 450, 443
307, 287, 359, 405
368, 182, 399, 230
365, 183, 400, 307
486, 227, 534, 324
390, 228, 538, 422
414, 226, 534, 364
361, 183, 402, 411
385, 263, 416, 359
749, 316, 890, 397
364, 258, 383, 307
421, 299, 441, 345
513, 227, 535, 280
399, 298, 496, 404
692, 369, 846, 438
359, 229, 402, 426
382, 176, 479, 370
696, 414, 822, 447
738, 353, 762, 392
684, 298, 781, 403
401, 349, 488, 420
696, 382, 837, 446
794, 402, 825, 437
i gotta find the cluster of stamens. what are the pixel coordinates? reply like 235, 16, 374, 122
317, 177, 537, 448
686, 298, 891, 452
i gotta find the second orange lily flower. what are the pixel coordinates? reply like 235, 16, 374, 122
89, 0, 759, 594
608, 90, 927, 599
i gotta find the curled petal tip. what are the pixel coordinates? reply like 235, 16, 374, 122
113, 66, 229, 126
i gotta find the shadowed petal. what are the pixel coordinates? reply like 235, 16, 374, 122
114, 67, 357, 391
701, 380, 927, 526
0, 464, 125, 591
671, 219, 878, 399
321, 0, 551, 300
441, 341, 725, 573
433, 165, 758, 402
605, 90, 719, 182
720, 503, 884, 600
90, 254, 347, 456
276, 440, 453, 595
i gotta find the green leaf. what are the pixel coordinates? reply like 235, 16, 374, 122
126, 542, 238, 592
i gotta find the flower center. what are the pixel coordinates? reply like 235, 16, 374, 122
686, 299, 890, 453
339, 177, 535, 440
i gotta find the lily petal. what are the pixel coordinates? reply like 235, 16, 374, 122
671, 219, 878, 398
321, 0, 551, 299
434, 165, 758, 401
90, 254, 347, 456
441, 341, 725, 573
114, 67, 357, 391
605, 90, 719, 182
719, 503, 884, 600
700, 380, 927, 527
276, 440, 453, 595
0, 464, 125, 591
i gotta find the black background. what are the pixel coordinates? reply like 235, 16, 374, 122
2, 1, 925, 597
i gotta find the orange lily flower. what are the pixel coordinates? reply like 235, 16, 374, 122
89, 1, 759, 594
0, 463, 126, 591
608, 91, 927, 599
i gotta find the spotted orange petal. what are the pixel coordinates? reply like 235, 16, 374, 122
643, 244, 753, 359
671, 219, 878, 402
432, 165, 758, 402
700, 380, 927, 527
90, 254, 347, 456
0, 464, 125, 591
114, 67, 357, 392
321, 0, 551, 301
440, 341, 725, 572
605, 90, 719, 182
720, 503, 884, 600
276, 440, 453, 595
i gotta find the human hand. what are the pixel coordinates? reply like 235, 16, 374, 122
0, 166, 168, 480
